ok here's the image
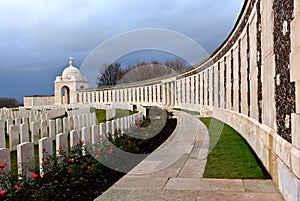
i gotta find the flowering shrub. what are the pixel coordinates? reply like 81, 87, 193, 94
0, 107, 176, 200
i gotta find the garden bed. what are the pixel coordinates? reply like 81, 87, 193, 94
0, 108, 177, 201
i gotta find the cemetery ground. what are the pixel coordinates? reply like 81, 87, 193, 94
0, 108, 177, 200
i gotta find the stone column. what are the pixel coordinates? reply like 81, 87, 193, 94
191, 76, 195, 104
145, 86, 148, 103
177, 80, 181, 105
162, 83, 166, 106
157, 84, 161, 103
140, 87, 144, 103
153, 85, 157, 103
186, 78, 191, 104
95, 91, 99, 103
195, 74, 199, 105
128, 88, 131, 103
137, 88, 140, 103
171, 81, 175, 106
100, 91, 104, 102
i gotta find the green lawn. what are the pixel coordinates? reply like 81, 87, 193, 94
95, 109, 136, 123
200, 117, 270, 179
172, 108, 200, 115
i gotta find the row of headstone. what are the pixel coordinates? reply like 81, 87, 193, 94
0, 106, 66, 121
0, 112, 98, 151
0, 109, 144, 177
67, 107, 91, 117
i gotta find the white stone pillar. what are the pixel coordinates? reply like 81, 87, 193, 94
195, 74, 199, 105
141, 87, 144, 103
157, 84, 161, 103
153, 85, 157, 103
100, 91, 104, 103
145, 86, 148, 103
171, 81, 175, 106
191, 76, 195, 104
186, 78, 191, 104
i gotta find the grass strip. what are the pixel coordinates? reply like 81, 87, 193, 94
200, 117, 270, 179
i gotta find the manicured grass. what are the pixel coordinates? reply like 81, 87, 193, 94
200, 117, 270, 179
95, 109, 136, 123
172, 108, 200, 115
95, 109, 106, 123
115, 109, 136, 119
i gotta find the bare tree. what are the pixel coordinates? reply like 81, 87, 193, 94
96, 62, 123, 87
0, 97, 19, 108
164, 59, 188, 72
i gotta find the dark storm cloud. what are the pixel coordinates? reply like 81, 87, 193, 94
0, 0, 244, 101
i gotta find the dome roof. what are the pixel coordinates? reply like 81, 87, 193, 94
62, 57, 81, 79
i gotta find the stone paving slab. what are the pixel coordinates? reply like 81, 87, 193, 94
164, 178, 245, 192
196, 191, 283, 201
95, 111, 284, 201
111, 176, 168, 190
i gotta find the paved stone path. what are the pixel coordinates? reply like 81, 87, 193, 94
95, 110, 284, 201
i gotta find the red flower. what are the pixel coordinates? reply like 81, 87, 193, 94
97, 148, 101, 154
58, 145, 63, 150
87, 165, 91, 170
0, 190, 6, 197
128, 140, 131, 144
145, 133, 150, 137
68, 158, 72, 163
109, 147, 113, 154
95, 154, 100, 159
42, 159, 49, 165
42, 148, 46, 152
14, 185, 22, 191
31, 173, 38, 179
0, 163, 6, 168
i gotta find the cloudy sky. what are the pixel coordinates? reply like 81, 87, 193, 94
0, 0, 244, 102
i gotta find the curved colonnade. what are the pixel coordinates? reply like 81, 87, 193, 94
74, 1, 300, 200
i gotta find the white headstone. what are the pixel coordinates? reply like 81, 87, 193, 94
49, 120, 56, 140
40, 120, 48, 138
20, 123, 29, 143
56, 133, 68, 156
0, 148, 11, 174
63, 117, 68, 134
70, 130, 80, 147
31, 122, 40, 145
39, 137, 53, 175
17, 142, 35, 178
9, 125, 19, 151
0, 120, 5, 148
56, 119, 62, 135
91, 124, 99, 144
